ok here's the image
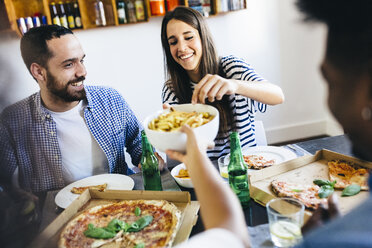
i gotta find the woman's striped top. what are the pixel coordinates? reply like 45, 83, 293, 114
161, 55, 267, 161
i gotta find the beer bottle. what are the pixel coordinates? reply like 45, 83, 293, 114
94, 0, 107, 26
65, 1, 76, 29
117, 0, 127, 24
50, 2, 61, 26
140, 130, 162, 191
126, 0, 137, 23
73, 1, 83, 28
228, 132, 250, 208
58, 1, 69, 28
134, 0, 145, 21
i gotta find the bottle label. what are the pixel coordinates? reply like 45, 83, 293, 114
68, 16, 75, 28
135, 1, 145, 21
75, 17, 82, 28
118, 8, 125, 19
60, 16, 69, 28
53, 17, 61, 26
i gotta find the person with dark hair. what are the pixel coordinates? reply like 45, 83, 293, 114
161, 6, 284, 161
168, 1, 372, 248
0, 25, 144, 193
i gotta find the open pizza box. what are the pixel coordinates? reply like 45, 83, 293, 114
249, 149, 372, 223
31, 190, 200, 248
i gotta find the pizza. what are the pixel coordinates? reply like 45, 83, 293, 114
59, 200, 181, 248
328, 160, 369, 190
71, 183, 108, 194
271, 180, 327, 210
243, 155, 275, 170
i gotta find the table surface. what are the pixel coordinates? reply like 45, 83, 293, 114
37, 134, 353, 246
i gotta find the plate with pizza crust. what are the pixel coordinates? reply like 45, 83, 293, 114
55, 174, 135, 209
224, 146, 297, 170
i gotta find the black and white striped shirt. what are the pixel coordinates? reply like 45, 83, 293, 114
162, 55, 267, 160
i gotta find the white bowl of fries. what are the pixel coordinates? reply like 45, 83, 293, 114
171, 163, 193, 188
143, 104, 219, 152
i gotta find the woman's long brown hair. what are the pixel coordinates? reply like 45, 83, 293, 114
160, 6, 234, 134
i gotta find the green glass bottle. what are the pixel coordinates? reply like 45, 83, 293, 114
141, 130, 163, 191
228, 132, 250, 208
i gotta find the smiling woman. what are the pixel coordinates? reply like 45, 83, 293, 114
160, 6, 284, 160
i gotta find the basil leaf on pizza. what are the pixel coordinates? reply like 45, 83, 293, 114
83, 224, 117, 239
342, 184, 361, 197
318, 185, 334, 198
313, 179, 336, 188
135, 206, 141, 216
106, 219, 126, 233
127, 216, 153, 232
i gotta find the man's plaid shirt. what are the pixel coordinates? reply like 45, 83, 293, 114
0, 85, 142, 192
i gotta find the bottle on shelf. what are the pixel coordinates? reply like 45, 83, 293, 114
149, 0, 165, 16
65, 1, 76, 29
228, 132, 250, 208
126, 0, 137, 23
73, 1, 83, 28
134, 0, 145, 21
50, 2, 61, 26
140, 130, 163, 191
57, 1, 69, 28
117, 0, 127, 24
17, 17, 27, 35
94, 0, 107, 26
166, 0, 179, 11
25, 16, 34, 31
41, 15, 48, 25
32, 16, 41, 27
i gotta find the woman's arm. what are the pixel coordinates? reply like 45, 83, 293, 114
192, 74, 284, 105
166, 125, 250, 247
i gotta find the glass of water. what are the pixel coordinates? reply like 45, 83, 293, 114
266, 197, 304, 247
217, 155, 229, 179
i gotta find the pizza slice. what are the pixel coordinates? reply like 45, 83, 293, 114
70, 183, 108, 194
271, 180, 327, 210
328, 160, 369, 190
243, 155, 275, 170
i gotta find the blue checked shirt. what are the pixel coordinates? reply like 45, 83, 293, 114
0, 85, 142, 192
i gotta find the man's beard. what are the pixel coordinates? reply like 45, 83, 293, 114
46, 72, 86, 102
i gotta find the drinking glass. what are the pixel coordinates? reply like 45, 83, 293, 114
266, 198, 304, 247
217, 156, 229, 179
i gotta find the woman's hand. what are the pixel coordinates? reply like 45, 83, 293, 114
192, 74, 238, 104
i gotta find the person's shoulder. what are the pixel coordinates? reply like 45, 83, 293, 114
220, 55, 248, 65
1, 93, 38, 118
85, 85, 120, 95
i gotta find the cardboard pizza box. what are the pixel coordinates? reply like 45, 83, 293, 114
249, 149, 372, 222
30, 190, 200, 248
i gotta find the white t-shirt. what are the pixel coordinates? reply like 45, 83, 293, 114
175, 228, 245, 248
48, 101, 108, 184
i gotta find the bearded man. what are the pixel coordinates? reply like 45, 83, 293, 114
0, 25, 143, 193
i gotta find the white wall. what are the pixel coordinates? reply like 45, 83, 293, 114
0, 0, 343, 144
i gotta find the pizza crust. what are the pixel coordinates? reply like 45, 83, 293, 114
71, 183, 108, 194
59, 200, 181, 248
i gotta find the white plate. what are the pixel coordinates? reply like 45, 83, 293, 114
224, 146, 297, 169
55, 174, 135, 209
